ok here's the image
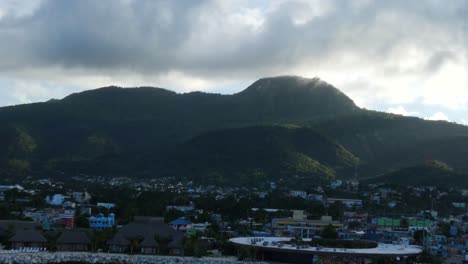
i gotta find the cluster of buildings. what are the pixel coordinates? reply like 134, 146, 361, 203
19, 190, 117, 230
1, 176, 466, 262
0, 216, 187, 255
0, 183, 211, 256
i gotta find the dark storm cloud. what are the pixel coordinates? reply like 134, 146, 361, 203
0, 0, 467, 122
0, 0, 205, 71
0, 0, 464, 78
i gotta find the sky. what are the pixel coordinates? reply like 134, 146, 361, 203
0, 0, 466, 124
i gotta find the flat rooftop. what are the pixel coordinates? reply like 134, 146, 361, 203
229, 237, 422, 257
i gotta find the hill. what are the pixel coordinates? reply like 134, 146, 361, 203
0, 75, 467, 186
363, 160, 468, 186
0, 76, 359, 177
308, 111, 468, 176
175, 126, 358, 186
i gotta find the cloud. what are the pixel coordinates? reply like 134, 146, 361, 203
386, 106, 419, 116
0, 0, 466, 121
427, 112, 450, 121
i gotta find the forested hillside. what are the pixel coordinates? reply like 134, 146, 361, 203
0, 76, 467, 186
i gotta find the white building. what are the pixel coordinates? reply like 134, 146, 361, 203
289, 190, 307, 198
327, 198, 363, 208
72, 191, 92, 203
46, 194, 66, 205
166, 204, 194, 213
0, 185, 24, 192
97, 203, 116, 209
452, 202, 466, 208
330, 180, 343, 189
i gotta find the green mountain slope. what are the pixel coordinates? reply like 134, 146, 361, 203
363, 160, 468, 186
0, 75, 467, 186
308, 111, 468, 177
0, 76, 359, 177
175, 126, 358, 185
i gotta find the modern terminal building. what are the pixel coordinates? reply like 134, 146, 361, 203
230, 236, 422, 264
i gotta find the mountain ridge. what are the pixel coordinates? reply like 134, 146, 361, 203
0, 76, 466, 187
363, 160, 468, 186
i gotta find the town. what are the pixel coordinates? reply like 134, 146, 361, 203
0, 174, 466, 263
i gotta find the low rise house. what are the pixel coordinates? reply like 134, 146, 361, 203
9, 229, 47, 249
346, 180, 359, 191
327, 198, 363, 208
452, 202, 466, 209
0, 185, 24, 192
63, 201, 76, 208
169, 217, 192, 232
108, 216, 184, 255
72, 191, 91, 203
272, 212, 343, 239
461, 189, 468, 196
166, 205, 195, 213
191, 222, 210, 232
107, 234, 130, 253
289, 190, 306, 198
330, 180, 343, 189
97, 203, 115, 209
305, 194, 324, 203
425, 234, 447, 246
140, 235, 158, 255
46, 194, 67, 206
80, 207, 92, 216
56, 230, 91, 251
89, 213, 115, 230
56, 209, 75, 228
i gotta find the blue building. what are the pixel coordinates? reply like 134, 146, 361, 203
169, 217, 192, 232
89, 213, 115, 230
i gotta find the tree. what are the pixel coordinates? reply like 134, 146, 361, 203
347, 221, 361, 230
413, 230, 427, 244
7, 159, 31, 175
30, 194, 46, 208
5, 127, 36, 176
155, 235, 173, 255
306, 201, 325, 218
184, 233, 208, 257
206, 223, 220, 239
8, 127, 36, 157
438, 222, 451, 237
128, 236, 142, 255
328, 201, 344, 220
418, 250, 442, 264
0, 224, 15, 248
75, 215, 89, 228
253, 209, 268, 224
164, 209, 184, 223
321, 224, 338, 239
91, 229, 114, 252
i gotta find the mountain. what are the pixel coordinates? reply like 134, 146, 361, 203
308, 111, 468, 176
0, 76, 359, 176
175, 126, 358, 186
0, 75, 467, 186
235, 76, 358, 120
363, 160, 468, 186
0, 76, 358, 153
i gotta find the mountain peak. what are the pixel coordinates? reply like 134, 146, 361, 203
61, 86, 177, 103
236, 75, 359, 116
240, 75, 324, 94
